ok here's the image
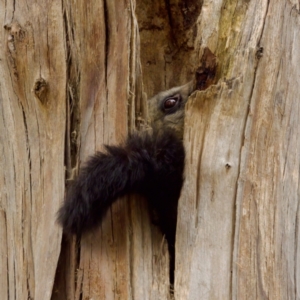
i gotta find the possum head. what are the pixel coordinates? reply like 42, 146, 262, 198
147, 80, 196, 138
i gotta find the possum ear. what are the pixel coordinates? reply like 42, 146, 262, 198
177, 79, 197, 101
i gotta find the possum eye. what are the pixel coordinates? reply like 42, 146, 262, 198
163, 94, 181, 113
164, 98, 177, 108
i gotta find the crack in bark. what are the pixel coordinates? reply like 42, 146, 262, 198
103, 0, 109, 118
51, 2, 82, 299
3, 211, 9, 300
295, 166, 300, 298
20, 102, 34, 300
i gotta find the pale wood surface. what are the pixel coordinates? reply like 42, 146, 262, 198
1, 0, 299, 299
0, 1, 66, 299
176, 0, 300, 299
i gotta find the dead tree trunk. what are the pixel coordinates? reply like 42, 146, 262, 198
0, 1, 66, 299
51, 0, 171, 299
1, 0, 299, 299
175, 1, 300, 299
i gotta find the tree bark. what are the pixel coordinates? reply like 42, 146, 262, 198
176, 0, 300, 299
1, 0, 300, 299
0, 1, 66, 299
53, 0, 170, 299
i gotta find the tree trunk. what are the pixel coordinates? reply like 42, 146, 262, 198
0, 1, 66, 299
175, 0, 300, 299
1, 0, 299, 299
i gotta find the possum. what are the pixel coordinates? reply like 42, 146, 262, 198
57, 80, 195, 281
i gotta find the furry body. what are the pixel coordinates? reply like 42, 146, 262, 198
58, 129, 184, 247
57, 81, 195, 269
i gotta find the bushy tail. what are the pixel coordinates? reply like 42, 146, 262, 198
57, 129, 184, 238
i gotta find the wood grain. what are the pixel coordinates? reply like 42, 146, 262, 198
53, 0, 170, 299
0, 1, 66, 299
175, 0, 300, 299
1, 0, 299, 299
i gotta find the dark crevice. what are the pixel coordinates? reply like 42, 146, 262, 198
103, 0, 110, 143
103, 0, 109, 94
21, 106, 31, 174
4, 212, 9, 300
136, 0, 203, 293
78, 258, 84, 300
75, 236, 82, 294
63, 6, 81, 179
21, 105, 33, 300
294, 163, 300, 298
169, 243, 176, 291
13, 260, 16, 299
164, 0, 178, 52
63, 4, 72, 195
164, 0, 174, 30
27, 278, 32, 300
51, 1, 81, 299
12, 0, 15, 19
127, 199, 135, 297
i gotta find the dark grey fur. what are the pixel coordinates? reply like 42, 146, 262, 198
57, 81, 195, 281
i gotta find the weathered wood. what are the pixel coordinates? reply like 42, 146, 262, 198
2, 0, 299, 299
0, 0, 66, 299
52, 1, 170, 299
136, 0, 200, 95
233, 2, 300, 298
176, 0, 300, 299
